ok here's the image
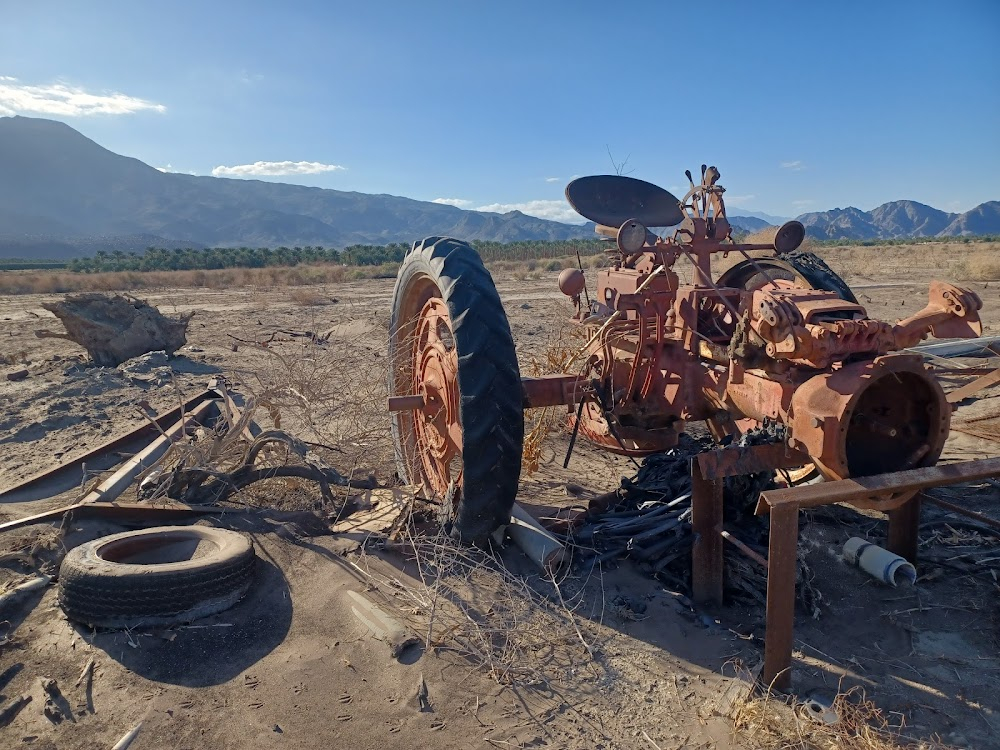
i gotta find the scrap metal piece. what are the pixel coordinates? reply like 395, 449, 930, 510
757, 457, 1000, 691
0, 388, 216, 503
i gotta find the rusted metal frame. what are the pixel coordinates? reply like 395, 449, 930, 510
757, 457, 1000, 691
691, 443, 810, 605
679, 248, 741, 318
691, 466, 725, 605
0, 398, 219, 534
757, 457, 1000, 512
945, 366, 1000, 403
0, 388, 215, 502
763, 503, 799, 692
697, 442, 810, 481
886, 493, 922, 563
922, 493, 1000, 532
520, 374, 589, 409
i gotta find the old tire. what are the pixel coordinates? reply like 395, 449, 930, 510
58, 526, 255, 629
717, 252, 857, 303
389, 237, 523, 545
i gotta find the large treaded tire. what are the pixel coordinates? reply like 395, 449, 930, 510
717, 252, 857, 303
58, 526, 255, 629
389, 237, 524, 545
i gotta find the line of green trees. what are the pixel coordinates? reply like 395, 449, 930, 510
64, 240, 607, 274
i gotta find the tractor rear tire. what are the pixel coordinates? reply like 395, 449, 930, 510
388, 237, 523, 545
717, 253, 857, 303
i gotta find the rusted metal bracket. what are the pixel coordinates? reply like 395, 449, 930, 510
755, 457, 1000, 691
690, 442, 809, 605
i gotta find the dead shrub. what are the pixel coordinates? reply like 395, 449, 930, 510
732, 683, 957, 750
955, 253, 1000, 281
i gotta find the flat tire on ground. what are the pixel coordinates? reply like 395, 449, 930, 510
58, 525, 255, 629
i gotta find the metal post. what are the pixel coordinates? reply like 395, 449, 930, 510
763, 504, 799, 692
887, 492, 922, 564
691, 464, 724, 605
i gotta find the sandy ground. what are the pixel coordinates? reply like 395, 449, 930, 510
2, 251, 1000, 748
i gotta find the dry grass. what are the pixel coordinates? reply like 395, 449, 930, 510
353, 521, 604, 688
0, 264, 364, 295
953, 249, 1000, 281
233, 322, 395, 480
0, 254, 613, 295
733, 684, 956, 750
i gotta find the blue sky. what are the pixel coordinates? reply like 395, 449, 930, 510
1, 0, 998, 223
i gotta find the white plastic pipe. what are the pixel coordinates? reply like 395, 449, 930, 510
843, 537, 916, 587
508, 503, 567, 575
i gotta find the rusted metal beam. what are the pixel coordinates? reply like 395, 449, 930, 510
758, 457, 1000, 691
0, 388, 216, 503
763, 504, 799, 692
887, 493, 922, 563
0, 499, 231, 534
520, 374, 589, 409
696, 442, 810, 481
691, 468, 724, 605
386, 394, 425, 412
757, 457, 1000, 512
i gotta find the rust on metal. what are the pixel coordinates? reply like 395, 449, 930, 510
756, 457, 1000, 691
691, 465, 724, 605
696, 442, 809, 481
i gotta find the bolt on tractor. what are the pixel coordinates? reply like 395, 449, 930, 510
388, 166, 983, 544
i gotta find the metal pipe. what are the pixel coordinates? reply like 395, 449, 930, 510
721, 530, 768, 567
387, 394, 425, 412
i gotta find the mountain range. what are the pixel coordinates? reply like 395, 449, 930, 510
0, 116, 996, 259
797, 200, 1000, 240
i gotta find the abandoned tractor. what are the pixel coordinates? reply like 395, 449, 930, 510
388, 166, 982, 544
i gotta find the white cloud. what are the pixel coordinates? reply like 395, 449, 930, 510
156, 164, 174, 173
780, 160, 805, 171
791, 199, 816, 207
0, 76, 165, 116
432, 197, 473, 207
725, 194, 756, 206
211, 160, 346, 177
476, 199, 584, 224
544, 177, 561, 183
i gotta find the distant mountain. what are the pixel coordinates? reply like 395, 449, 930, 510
730, 210, 792, 225
727, 215, 773, 233
0, 116, 593, 258
796, 199, 1000, 240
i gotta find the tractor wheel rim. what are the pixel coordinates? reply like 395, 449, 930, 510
412, 297, 463, 497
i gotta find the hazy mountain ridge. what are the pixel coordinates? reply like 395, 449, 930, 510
0, 116, 996, 258
0, 116, 594, 258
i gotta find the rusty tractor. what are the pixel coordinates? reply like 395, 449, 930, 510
388, 166, 982, 544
